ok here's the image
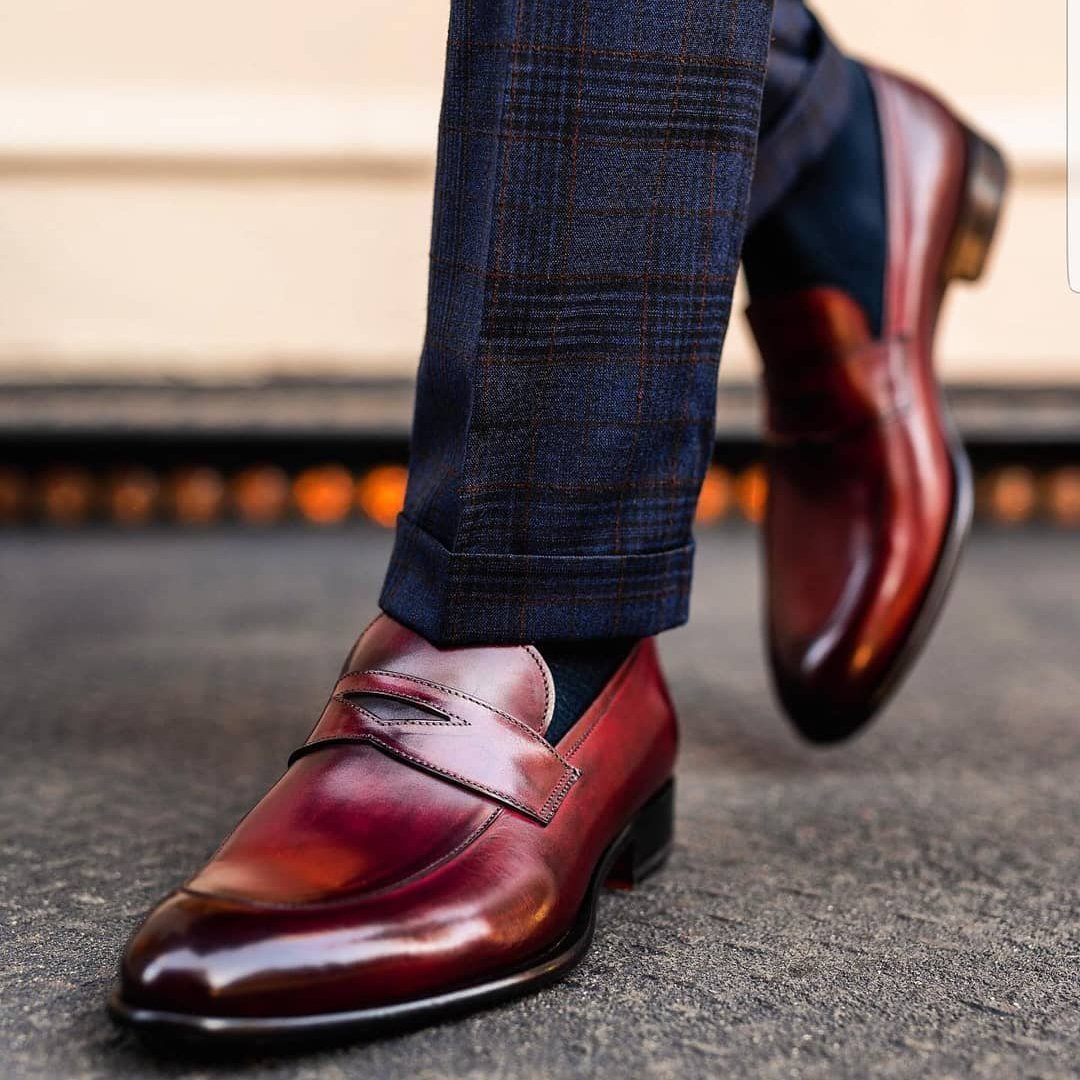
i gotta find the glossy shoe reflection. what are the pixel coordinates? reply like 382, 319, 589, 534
109, 616, 677, 1044
749, 68, 1008, 743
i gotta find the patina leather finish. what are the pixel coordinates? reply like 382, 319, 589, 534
749, 69, 1007, 742
113, 615, 677, 1030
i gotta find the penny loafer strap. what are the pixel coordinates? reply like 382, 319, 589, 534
290, 669, 581, 824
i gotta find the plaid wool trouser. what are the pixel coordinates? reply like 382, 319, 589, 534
380, 0, 852, 644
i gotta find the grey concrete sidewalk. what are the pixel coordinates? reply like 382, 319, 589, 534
1, 527, 1077, 1079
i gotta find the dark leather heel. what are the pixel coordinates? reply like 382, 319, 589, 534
604, 779, 674, 890
944, 128, 1009, 282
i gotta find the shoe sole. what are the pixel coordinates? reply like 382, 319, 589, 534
107, 778, 675, 1047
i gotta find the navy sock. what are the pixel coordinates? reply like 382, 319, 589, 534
541, 639, 637, 744
743, 59, 886, 335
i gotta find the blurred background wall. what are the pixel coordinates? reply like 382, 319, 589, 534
0, 0, 1072, 386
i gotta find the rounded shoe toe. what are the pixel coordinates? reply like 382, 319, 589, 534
770, 629, 888, 744
117, 890, 350, 1021
119, 891, 254, 1019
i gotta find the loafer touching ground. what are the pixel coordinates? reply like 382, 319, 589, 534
109, 616, 678, 1044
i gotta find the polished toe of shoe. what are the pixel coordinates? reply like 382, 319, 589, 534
749, 68, 1007, 743
111, 615, 678, 1042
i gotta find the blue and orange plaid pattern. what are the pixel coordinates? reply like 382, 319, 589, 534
381, 0, 852, 644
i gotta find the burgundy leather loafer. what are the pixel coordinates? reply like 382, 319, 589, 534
109, 616, 677, 1042
748, 69, 1008, 743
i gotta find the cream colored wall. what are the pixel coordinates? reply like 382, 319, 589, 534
0, 1, 1072, 383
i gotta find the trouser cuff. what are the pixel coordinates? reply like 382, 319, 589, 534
379, 514, 694, 645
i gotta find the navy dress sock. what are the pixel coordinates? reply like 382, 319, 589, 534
743, 59, 886, 335
541, 639, 637, 744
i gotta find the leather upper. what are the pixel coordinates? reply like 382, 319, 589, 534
749, 69, 969, 739
117, 615, 677, 1019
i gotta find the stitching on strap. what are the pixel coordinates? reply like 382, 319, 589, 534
334, 695, 471, 728
295, 666, 583, 822
336, 669, 573, 770
293, 734, 578, 823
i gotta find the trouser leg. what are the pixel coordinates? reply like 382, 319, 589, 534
380, 0, 774, 644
